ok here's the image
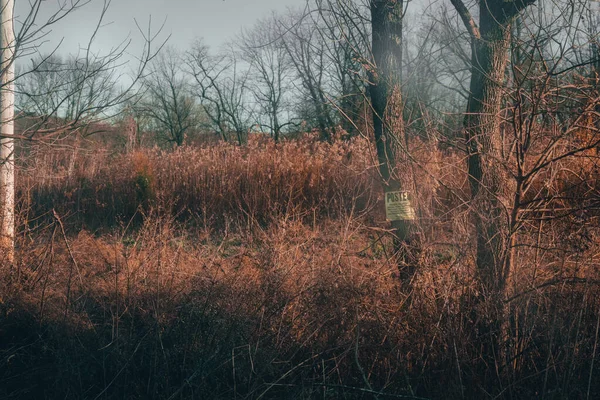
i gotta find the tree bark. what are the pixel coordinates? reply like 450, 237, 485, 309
458, 0, 535, 296
451, 0, 536, 389
0, 0, 15, 265
369, 0, 416, 279
465, 6, 512, 296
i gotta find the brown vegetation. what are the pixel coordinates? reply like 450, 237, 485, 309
1, 133, 600, 399
17, 135, 377, 229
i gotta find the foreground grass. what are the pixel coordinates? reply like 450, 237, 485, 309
3, 214, 600, 399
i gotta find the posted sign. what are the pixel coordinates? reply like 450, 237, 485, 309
385, 191, 416, 221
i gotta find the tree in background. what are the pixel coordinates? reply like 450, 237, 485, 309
277, 9, 335, 141
16, 53, 124, 176
314, 0, 371, 136
239, 16, 295, 142
187, 40, 252, 145
139, 47, 201, 146
17, 54, 118, 125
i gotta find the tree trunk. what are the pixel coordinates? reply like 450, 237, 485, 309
460, 0, 535, 296
340, 75, 357, 135
0, 0, 15, 265
273, 110, 280, 142
369, 0, 416, 279
126, 115, 137, 153
312, 91, 331, 142
465, 5, 513, 297
451, 0, 535, 389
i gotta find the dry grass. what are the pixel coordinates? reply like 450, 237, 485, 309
1, 134, 600, 399
18, 134, 379, 231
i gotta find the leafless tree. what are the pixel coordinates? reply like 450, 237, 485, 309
434, 0, 600, 381
367, 0, 418, 278
15, 52, 123, 157
139, 47, 200, 147
277, 9, 335, 141
16, 53, 122, 177
186, 40, 252, 145
1, 0, 15, 262
306, 0, 417, 275
313, 0, 371, 135
238, 15, 295, 142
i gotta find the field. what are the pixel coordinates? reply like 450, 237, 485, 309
1, 134, 599, 399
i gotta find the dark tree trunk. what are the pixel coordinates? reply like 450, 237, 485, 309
465, 4, 513, 297
451, 0, 536, 390
273, 111, 280, 142
459, 0, 535, 295
369, 0, 416, 280
314, 96, 331, 142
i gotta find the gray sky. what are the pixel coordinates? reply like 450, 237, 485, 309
16, 0, 305, 61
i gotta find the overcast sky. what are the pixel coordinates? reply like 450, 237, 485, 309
16, 0, 305, 63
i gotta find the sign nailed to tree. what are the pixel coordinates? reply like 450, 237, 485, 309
385, 191, 416, 221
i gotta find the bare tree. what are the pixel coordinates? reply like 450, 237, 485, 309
239, 15, 295, 142
314, 0, 371, 135
367, 0, 418, 278
440, 0, 600, 383
277, 9, 335, 141
139, 47, 200, 147
17, 53, 118, 124
401, 18, 460, 138
186, 40, 252, 145
16, 53, 125, 176
305, 0, 417, 274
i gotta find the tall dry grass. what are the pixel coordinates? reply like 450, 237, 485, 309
18, 135, 379, 231
1, 133, 600, 399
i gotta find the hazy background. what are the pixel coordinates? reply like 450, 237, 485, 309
14, 0, 305, 68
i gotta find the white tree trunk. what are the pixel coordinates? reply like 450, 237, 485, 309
0, 0, 15, 263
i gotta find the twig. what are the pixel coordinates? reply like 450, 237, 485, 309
53, 209, 83, 320
587, 303, 600, 400
313, 383, 430, 399
354, 323, 376, 398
